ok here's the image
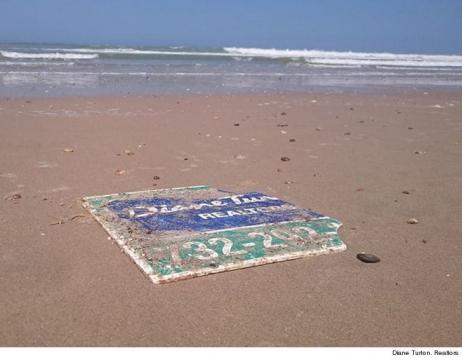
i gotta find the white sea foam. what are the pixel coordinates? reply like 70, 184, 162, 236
45, 47, 231, 57
0, 61, 75, 66
34, 46, 462, 68
0, 51, 98, 60
224, 47, 462, 67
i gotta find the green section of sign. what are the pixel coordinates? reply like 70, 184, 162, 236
137, 218, 343, 277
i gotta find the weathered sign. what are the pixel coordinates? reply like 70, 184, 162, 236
83, 185, 345, 284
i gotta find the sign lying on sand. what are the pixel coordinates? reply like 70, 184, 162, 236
83, 186, 346, 284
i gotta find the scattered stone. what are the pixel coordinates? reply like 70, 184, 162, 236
422, 239, 427, 244
4, 192, 22, 201
414, 151, 424, 155
280, 157, 290, 162
276, 168, 282, 172
402, 190, 410, 195
350, 107, 354, 111
289, 138, 296, 142
344, 132, 351, 135
407, 218, 419, 224
153, 176, 160, 180
284, 180, 293, 185
315, 127, 321, 131
63, 148, 74, 153
280, 112, 287, 116
184, 157, 188, 161
114, 169, 126, 175
356, 188, 365, 192
280, 130, 287, 134
356, 253, 381, 263
408, 127, 414, 130
277, 124, 288, 127
124, 149, 135, 156
235, 154, 246, 160
234, 123, 240, 126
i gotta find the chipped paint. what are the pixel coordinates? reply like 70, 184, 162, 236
82, 186, 346, 284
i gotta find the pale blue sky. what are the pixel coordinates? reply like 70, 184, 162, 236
1, 0, 461, 54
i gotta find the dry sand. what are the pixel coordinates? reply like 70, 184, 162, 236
0, 91, 461, 346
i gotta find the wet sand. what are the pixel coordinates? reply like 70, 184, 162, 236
0, 91, 461, 346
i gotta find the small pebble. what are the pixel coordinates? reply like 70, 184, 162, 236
402, 190, 410, 195
289, 138, 296, 142
234, 123, 240, 126
124, 149, 135, 156
357, 253, 381, 263
63, 148, 74, 153
114, 169, 126, 175
280, 112, 287, 116
315, 127, 321, 131
407, 218, 419, 224
153, 176, 160, 180
280, 157, 290, 162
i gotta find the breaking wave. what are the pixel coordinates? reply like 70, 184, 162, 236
0, 51, 98, 60
224, 47, 462, 67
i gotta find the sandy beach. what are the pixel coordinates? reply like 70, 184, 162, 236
0, 91, 461, 346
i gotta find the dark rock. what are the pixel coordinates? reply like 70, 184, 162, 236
357, 253, 381, 263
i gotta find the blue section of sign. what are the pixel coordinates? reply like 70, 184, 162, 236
107, 192, 323, 232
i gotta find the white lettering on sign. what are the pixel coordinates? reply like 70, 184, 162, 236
177, 226, 322, 262
127, 194, 281, 218
197, 204, 296, 220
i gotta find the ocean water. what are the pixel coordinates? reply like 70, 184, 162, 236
1, 43, 462, 97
